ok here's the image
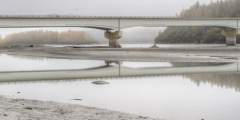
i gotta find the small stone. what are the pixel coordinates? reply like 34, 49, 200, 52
91, 81, 109, 85
138, 116, 148, 119
3, 114, 7, 117
72, 98, 82, 101
24, 107, 33, 110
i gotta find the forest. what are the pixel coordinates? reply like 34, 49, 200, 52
155, 0, 240, 44
0, 30, 97, 48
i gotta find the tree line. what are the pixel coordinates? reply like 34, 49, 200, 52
0, 30, 97, 48
155, 0, 240, 44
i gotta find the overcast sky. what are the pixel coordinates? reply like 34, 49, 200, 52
0, 0, 216, 16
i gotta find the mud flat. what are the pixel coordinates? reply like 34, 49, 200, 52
0, 63, 238, 82
0, 96, 160, 120
2, 45, 240, 62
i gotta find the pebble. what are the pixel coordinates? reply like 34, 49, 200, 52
91, 81, 109, 85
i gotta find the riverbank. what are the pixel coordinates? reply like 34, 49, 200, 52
2, 44, 240, 62
0, 96, 160, 120
0, 64, 238, 82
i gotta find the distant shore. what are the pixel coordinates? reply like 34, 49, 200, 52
0, 96, 160, 120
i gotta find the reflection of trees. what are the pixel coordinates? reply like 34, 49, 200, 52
171, 62, 227, 67
187, 73, 240, 92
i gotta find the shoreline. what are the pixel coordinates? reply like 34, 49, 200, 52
0, 96, 161, 120
2, 45, 240, 62
0, 64, 238, 82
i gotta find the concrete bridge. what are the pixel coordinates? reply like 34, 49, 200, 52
0, 15, 239, 47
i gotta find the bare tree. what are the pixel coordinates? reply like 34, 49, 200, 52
0, 30, 97, 48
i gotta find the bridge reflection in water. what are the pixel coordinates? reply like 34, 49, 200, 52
0, 59, 240, 120
0, 61, 239, 82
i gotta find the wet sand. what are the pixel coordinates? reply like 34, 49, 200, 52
0, 96, 160, 120
0, 63, 238, 82
2, 45, 240, 62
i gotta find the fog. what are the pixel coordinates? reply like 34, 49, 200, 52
0, 0, 217, 16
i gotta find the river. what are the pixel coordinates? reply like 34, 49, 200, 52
0, 44, 240, 120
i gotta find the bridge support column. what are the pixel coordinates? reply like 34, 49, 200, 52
104, 30, 122, 48
222, 29, 237, 46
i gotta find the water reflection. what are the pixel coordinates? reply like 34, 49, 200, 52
0, 54, 239, 82
0, 54, 240, 120
0, 54, 105, 71
0, 73, 240, 120
188, 73, 240, 92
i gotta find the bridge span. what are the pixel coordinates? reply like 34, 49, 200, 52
0, 15, 239, 46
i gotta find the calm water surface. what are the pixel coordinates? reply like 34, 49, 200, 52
44, 43, 228, 48
0, 53, 239, 120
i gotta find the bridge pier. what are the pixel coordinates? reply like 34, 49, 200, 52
104, 30, 122, 48
222, 29, 237, 46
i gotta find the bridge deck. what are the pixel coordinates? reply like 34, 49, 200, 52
0, 15, 238, 19
0, 15, 238, 29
